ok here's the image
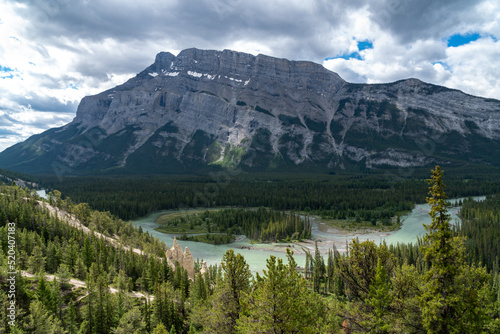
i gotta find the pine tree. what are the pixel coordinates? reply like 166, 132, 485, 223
151, 323, 168, 334
237, 249, 330, 333
82, 236, 94, 269
95, 274, 116, 333
190, 273, 207, 304
36, 275, 52, 311
28, 245, 46, 274
313, 241, 325, 293
0, 290, 9, 334
64, 301, 80, 334
362, 257, 393, 333
47, 241, 62, 274
81, 269, 116, 334
188, 324, 197, 334
326, 248, 335, 294
114, 307, 146, 334
26, 300, 65, 334
191, 249, 251, 334
420, 166, 461, 333
113, 270, 129, 321
73, 256, 87, 280
152, 282, 179, 331
56, 263, 72, 290
420, 166, 491, 333
143, 293, 152, 333
221, 249, 251, 310
390, 263, 424, 333
50, 276, 62, 320
80, 274, 95, 334
63, 239, 79, 272
338, 239, 394, 300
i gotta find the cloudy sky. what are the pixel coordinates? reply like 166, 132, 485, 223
0, 0, 499, 152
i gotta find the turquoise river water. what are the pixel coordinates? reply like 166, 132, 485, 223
133, 196, 484, 273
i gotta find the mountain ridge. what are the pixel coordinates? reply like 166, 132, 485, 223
1, 47, 500, 175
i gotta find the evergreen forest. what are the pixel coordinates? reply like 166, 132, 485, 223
157, 207, 312, 244
0, 167, 500, 332
38, 168, 500, 221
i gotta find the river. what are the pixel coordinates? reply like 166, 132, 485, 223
36, 189, 47, 199
133, 196, 485, 273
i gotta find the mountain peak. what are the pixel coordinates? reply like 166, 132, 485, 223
145, 48, 345, 88
154, 51, 176, 66
1, 48, 499, 175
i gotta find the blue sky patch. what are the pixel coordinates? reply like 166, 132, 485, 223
325, 52, 362, 61
486, 34, 498, 42
67, 83, 79, 90
0, 65, 15, 79
432, 61, 450, 71
447, 33, 481, 47
325, 40, 372, 61
357, 40, 373, 51
0, 65, 14, 72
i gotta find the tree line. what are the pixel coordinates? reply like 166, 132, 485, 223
160, 207, 312, 244
39, 171, 500, 221
459, 194, 500, 272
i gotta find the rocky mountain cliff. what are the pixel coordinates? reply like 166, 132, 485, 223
1, 48, 500, 175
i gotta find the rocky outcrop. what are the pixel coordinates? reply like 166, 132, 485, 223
166, 237, 195, 279
1, 48, 500, 174
183, 247, 194, 279
200, 261, 209, 276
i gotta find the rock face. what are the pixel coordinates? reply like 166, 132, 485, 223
200, 261, 209, 276
166, 237, 195, 279
1, 48, 500, 174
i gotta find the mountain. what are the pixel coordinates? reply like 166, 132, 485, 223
1, 48, 500, 175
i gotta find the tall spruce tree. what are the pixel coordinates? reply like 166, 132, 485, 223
152, 282, 179, 331
26, 300, 65, 334
236, 249, 332, 333
420, 166, 462, 333
114, 307, 146, 334
191, 249, 251, 334
151, 323, 168, 334
221, 249, 251, 304
420, 166, 491, 333
362, 257, 393, 333
313, 241, 324, 293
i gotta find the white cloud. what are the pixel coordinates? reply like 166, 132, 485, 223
0, 107, 74, 152
444, 36, 500, 99
324, 29, 500, 99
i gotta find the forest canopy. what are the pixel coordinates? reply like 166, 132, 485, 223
0, 167, 499, 333
156, 207, 312, 244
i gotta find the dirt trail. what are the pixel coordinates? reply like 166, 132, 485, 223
4, 195, 160, 301
23, 200, 160, 300
22, 271, 87, 289
39, 201, 145, 256
21, 271, 153, 301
